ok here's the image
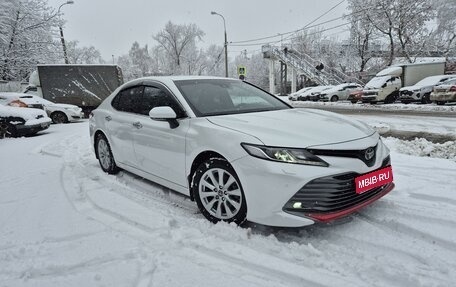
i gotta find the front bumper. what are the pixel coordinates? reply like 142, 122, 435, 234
67, 111, 85, 122
231, 140, 393, 227
399, 91, 420, 101
361, 95, 378, 101
15, 120, 51, 136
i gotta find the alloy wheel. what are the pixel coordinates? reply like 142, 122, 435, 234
198, 168, 243, 220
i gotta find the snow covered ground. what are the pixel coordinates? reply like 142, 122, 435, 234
289, 100, 456, 113
1, 120, 455, 286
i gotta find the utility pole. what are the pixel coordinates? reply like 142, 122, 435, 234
211, 11, 228, 78
57, 1, 74, 64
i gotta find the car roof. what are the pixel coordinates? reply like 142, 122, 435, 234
121, 76, 240, 88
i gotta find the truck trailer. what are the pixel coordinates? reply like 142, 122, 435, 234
24, 65, 123, 115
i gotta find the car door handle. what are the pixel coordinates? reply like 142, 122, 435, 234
105, 116, 112, 121
132, 121, 143, 129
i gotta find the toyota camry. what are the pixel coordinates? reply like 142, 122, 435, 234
89, 76, 394, 227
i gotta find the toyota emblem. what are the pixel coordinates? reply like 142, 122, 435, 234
365, 147, 375, 161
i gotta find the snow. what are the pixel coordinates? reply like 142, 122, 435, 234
365, 75, 391, 89
0, 105, 48, 122
1, 121, 455, 286
289, 100, 456, 112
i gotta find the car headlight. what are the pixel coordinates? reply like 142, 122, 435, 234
241, 143, 329, 167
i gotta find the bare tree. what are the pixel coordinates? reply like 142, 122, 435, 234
153, 21, 204, 73
347, 0, 376, 72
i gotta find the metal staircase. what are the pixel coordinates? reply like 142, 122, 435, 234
263, 45, 362, 86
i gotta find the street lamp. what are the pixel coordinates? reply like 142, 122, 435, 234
58, 0, 74, 64
211, 11, 228, 78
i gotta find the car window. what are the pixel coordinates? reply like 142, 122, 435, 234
111, 86, 144, 113
140, 86, 186, 117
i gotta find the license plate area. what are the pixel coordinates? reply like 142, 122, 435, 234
355, 166, 393, 194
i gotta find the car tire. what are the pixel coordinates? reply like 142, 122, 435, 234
0, 121, 16, 138
350, 100, 357, 104
330, 95, 339, 102
436, 101, 445, 106
421, 93, 431, 104
192, 158, 247, 225
95, 133, 120, 174
51, 112, 68, 124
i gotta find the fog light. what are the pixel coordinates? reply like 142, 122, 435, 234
292, 202, 302, 209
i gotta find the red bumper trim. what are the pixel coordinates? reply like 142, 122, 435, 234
306, 182, 395, 222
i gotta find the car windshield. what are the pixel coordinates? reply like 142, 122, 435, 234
440, 78, 456, 86
365, 75, 391, 88
174, 79, 290, 117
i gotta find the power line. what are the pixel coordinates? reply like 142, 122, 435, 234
228, 22, 352, 47
230, 0, 349, 45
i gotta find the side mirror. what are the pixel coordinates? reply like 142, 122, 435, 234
149, 106, 179, 129
382, 83, 387, 88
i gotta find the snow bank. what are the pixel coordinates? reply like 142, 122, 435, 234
290, 100, 456, 112
383, 137, 456, 160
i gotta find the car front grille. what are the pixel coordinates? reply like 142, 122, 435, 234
400, 91, 413, 96
308, 144, 378, 167
283, 156, 391, 214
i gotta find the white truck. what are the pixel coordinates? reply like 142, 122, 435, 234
362, 62, 446, 104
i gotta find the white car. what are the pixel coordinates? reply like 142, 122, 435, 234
0, 104, 51, 138
288, 87, 313, 101
90, 76, 394, 227
303, 86, 334, 101
0, 92, 84, 124
430, 78, 456, 105
319, 83, 363, 102
399, 75, 456, 104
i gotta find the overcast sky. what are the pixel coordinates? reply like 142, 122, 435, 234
47, 0, 349, 61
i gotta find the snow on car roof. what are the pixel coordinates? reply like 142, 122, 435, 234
414, 75, 456, 86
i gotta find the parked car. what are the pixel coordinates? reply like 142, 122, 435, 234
0, 104, 51, 138
0, 92, 84, 124
347, 90, 364, 104
299, 85, 333, 101
90, 76, 394, 227
288, 87, 313, 101
319, 83, 363, 102
430, 78, 456, 105
399, 75, 456, 104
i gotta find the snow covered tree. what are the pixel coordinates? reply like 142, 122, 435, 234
0, 0, 61, 81
431, 0, 456, 57
153, 21, 204, 73
66, 41, 104, 64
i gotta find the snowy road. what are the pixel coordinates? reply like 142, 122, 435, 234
1, 121, 455, 286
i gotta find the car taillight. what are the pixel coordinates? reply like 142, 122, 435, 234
450, 86, 456, 92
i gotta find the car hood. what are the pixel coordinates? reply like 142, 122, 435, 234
48, 103, 80, 109
400, 85, 425, 91
207, 108, 376, 148
0, 105, 47, 121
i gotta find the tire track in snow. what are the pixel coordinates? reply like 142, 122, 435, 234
53, 132, 368, 287
357, 213, 456, 252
